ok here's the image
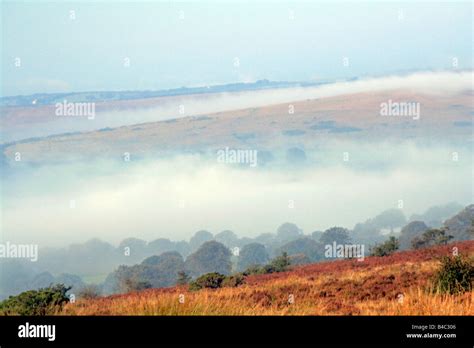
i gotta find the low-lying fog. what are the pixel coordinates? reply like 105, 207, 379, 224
1, 140, 471, 247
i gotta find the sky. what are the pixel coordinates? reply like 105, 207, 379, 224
1, 1, 472, 96
0, 2, 472, 247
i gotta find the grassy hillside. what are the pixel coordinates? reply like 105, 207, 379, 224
3, 90, 471, 164
61, 241, 474, 315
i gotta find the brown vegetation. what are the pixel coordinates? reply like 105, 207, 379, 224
61, 241, 474, 315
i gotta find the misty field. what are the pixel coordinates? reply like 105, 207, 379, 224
61, 241, 474, 316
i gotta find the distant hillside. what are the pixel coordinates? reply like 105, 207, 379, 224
2, 90, 471, 165
0, 79, 329, 107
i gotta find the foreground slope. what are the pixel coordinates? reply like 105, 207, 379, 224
62, 241, 474, 315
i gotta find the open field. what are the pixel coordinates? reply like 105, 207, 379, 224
61, 241, 474, 316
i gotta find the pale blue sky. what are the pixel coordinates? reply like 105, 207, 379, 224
1, 1, 472, 96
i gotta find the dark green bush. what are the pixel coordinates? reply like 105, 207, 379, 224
431, 256, 473, 294
0, 284, 71, 315
242, 253, 292, 276
370, 236, 399, 257
222, 274, 245, 288
190, 253, 293, 291
262, 264, 278, 274
269, 252, 291, 272
189, 272, 226, 291
242, 265, 266, 276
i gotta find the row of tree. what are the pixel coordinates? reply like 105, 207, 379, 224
1, 204, 472, 299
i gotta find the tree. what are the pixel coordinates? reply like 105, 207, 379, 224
174, 241, 192, 258
222, 274, 245, 288
120, 276, 151, 293
189, 230, 214, 251
399, 221, 428, 250
139, 251, 185, 287
103, 251, 185, 294
189, 273, 226, 291
270, 252, 291, 272
147, 238, 174, 255
214, 230, 239, 248
286, 147, 306, 164
254, 233, 275, 245
77, 284, 102, 299
311, 231, 323, 241
289, 253, 311, 265
32, 240, 117, 278
142, 251, 184, 267
55, 273, 85, 292
0, 284, 71, 315
29, 272, 55, 290
411, 228, 454, 249
319, 227, 351, 246
370, 236, 399, 257
185, 241, 232, 277
442, 204, 474, 241
118, 237, 148, 263
177, 271, 191, 285
277, 237, 323, 263
409, 202, 463, 227
276, 222, 302, 242
242, 252, 292, 275
0, 260, 35, 300
371, 209, 406, 231
351, 221, 385, 245
237, 243, 269, 271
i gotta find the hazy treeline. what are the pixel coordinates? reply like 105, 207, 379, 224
1, 202, 472, 299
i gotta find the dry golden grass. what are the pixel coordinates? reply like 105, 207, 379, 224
61, 241, 474, 316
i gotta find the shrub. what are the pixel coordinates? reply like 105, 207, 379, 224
189, 272, 226, 291
237, 243, 269, 271
319, 227, 351, 246
370, 236, 399, 257
262, 264, 278, 274
184, 241, 232, 277
278, 238, 323, 263
399, 221, 428, 249
222, 274, 245, 288
119, 276, 151, 293
242, 265, 266, 276
431, 256, 473, 294
270, 252, 291, 272
242, 253, 292, 276
411, 229, 454, 249
0, 284, 71, 315
77, 284, 102, 299
189, 272, 245, 291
